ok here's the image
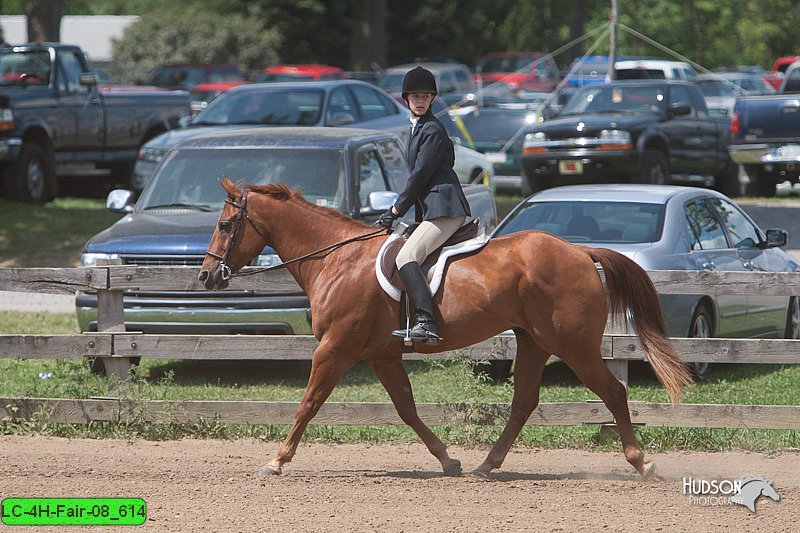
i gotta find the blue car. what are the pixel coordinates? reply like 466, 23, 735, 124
132, 80, 410, 190
491, 184, 800, 379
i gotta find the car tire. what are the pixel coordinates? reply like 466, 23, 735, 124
639, 148, 670, 185
785, 297, 800, 339
743, 165, 777, 197
4, 142, 57, 203
688, 303, 713, 381
714, 161, 742, 198
525, 173, 551, 194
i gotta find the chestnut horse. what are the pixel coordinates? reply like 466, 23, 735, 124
199, 177, 692, 479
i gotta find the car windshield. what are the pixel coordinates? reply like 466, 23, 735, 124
192, 88, 324, 126
138, 147, 346, 212
377, 72, 405, 93
458, 108, 534, 143
146, 66, 207, 89
560, 85, 666, 116
494, 201, 665, 244
696, 79, 735, 97
570, 62, 610, 76
257, 73, 314, 82
0, 50, 50, 86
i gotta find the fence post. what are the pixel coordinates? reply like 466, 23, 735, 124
96, 288, 130, 393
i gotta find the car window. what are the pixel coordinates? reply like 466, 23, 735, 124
377, 139, 409, 191
669, 85, 696, 117
710, 198, 761, 248
454, 69, 472, 91
326, 86, 358, 124
685, 199, 728, 250
351, 85, 390, 121
58, 50, 86, 93
358, 148, 389, 206
0, 49, 51, 87
196, 89, 323, 125
438, 71, 456, 93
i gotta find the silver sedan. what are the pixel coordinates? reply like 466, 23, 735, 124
491, 184, 800, 379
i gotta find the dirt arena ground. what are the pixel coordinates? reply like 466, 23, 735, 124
1, 436, 797, 532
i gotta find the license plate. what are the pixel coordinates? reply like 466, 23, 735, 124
485, 152, 508, 164
558, 160, 583, 175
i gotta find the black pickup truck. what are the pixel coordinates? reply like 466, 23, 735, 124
520, 80, 738, 196
0, 43, 190, 202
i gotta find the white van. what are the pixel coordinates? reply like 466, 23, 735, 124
614, 59, 697, 80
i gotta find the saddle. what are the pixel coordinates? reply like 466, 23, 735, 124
375, 218, 488, 301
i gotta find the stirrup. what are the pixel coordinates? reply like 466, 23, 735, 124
391, 323, 442, 346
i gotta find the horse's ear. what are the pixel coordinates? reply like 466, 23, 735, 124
217, 176, 241, 199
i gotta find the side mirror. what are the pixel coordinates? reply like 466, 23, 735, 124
360, 191, 399, 215
669, 102, 691, 116
106, 189, 135, 213
765, 228, 788, 248
80, 72, 98, 87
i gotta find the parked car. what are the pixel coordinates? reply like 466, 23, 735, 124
257, 64, 345, 82
563, 55, 613, 88
377, 62, 475, 105
695, 72, 776, 117
491, 184, 800, 379
189, 81, 247, 115
473, 51, 560, 93
144, 63, 244, 90
614, 59, 697, 81
765, 55, 800, 89
76, 127, 498, 336
728, 67, 800, 196
132, 80, 410, 191
454, 104, 541, 195
520, 80, 738, 196
778, 61, 800, 93
0, 43, 190, 202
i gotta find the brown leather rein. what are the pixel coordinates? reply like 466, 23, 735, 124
205, 188, 386, 280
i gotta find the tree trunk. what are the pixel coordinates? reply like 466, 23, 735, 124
350, 0, 386, 71
26, 0, 64, 42
568, 0, 589, 63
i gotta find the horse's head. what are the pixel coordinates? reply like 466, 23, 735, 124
199, 176, 269, 290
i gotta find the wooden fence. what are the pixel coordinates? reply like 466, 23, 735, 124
1, 266, 799, 430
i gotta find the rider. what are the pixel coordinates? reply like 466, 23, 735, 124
375, 66, 471, 345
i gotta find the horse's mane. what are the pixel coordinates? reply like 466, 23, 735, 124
245, 182, 366, 227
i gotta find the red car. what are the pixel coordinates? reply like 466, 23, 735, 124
473, 51, 560, 92
257, 64, 345, 82
189, 81, 247, 114
765, 56, 800, 89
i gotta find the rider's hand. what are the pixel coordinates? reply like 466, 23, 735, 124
375, 209, 397, 229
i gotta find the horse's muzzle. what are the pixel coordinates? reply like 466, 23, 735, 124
198, 267, 229, 291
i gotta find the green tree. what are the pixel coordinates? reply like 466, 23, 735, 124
110, 6, 281, 83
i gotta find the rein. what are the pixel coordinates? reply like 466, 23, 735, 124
205, 188, 387, 280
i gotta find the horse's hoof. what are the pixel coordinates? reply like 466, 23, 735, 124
259, 464, 281, 478
442, 459, 462, 477
641, 461, 658, 481
472, 468, 492, 479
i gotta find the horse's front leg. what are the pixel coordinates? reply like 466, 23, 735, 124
260, 341, 356, 477
370, 359, 462, 476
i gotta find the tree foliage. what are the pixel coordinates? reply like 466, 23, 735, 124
110, 4, 281, 82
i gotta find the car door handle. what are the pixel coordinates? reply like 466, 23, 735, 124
742, 260, 755, 270
701, 261, 716, 270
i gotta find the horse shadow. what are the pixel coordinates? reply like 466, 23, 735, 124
366, 470, 640, 482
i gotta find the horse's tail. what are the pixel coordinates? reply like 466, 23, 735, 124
582, 246, 693, 403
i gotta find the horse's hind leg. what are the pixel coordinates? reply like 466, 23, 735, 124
475, 329, 549, 476
370, 359, 462, 476
260, 342, 355, 477
563, 352, 655, 479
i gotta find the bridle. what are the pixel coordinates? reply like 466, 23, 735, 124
205, 188, 386, 280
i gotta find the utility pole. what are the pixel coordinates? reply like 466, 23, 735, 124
608, 0, 618, 80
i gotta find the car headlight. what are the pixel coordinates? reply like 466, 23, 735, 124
137, 147, 166, 163
523, 131, 548, 153
254, 254, 282, 267
598, 129, 633, 149
81, 253, 120, 267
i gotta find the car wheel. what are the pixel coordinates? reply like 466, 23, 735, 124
689, 304, 713, 381
639, 148, 670, 185
525, 173, 551, 194
4, 143, 57, 203
713, 162, 742, 198
785, 297, 800, 339
743, 165, 777, 197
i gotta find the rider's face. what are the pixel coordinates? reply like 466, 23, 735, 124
407, 92, 434, 116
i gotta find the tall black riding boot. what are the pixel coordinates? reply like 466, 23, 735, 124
391, 262, 442, 345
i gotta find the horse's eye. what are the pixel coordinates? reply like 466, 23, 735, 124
219, 220, 231, 231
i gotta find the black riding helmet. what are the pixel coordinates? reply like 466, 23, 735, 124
401, 66, 437, 101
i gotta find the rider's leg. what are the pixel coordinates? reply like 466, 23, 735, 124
394, 216, 465, 343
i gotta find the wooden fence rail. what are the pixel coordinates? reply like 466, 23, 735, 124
1, 266, 798, 430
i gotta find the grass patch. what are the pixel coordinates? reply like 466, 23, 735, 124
0, 197, 122, 267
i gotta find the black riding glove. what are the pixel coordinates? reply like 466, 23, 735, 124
375, 209, 397, 229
